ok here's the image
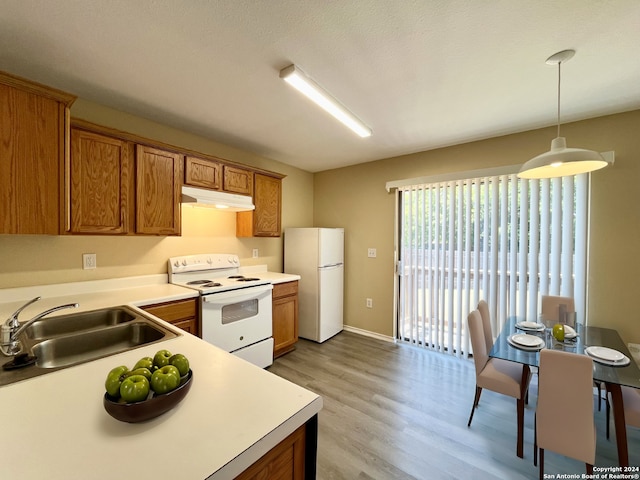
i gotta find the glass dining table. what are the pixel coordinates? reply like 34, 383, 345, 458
489, 316, 640, 467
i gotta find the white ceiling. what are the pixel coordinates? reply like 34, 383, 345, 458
1, 1, 639, 172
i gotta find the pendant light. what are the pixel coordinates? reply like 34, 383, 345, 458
518, 50, 609, 179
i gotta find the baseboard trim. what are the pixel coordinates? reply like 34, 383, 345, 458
342, 325, 395, 343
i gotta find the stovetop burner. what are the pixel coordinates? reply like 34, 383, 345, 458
201, 282, 222, 288
228, 275, 261, 282
187, 279, 213, 285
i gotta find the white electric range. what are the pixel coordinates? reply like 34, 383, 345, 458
168, 254, 273, 368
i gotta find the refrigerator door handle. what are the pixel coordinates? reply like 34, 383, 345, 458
319, 263, 343, 269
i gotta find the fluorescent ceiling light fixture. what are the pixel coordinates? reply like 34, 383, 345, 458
518, 50, 610, 179
280, 64, 372, 138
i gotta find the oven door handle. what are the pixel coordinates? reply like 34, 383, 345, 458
202, 284, 273, 304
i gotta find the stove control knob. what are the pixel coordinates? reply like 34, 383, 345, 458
173, 261, 180, 268
207, 257, 213, 264
228, 256, 235, 264
181, 259, 187, 266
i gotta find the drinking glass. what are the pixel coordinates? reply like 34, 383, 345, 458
540, 313, 555, 347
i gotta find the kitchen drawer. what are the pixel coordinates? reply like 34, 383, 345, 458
141, 298, 199, 337
273, 280, 298, 299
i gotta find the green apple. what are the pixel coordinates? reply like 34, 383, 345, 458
150, 365, 181, 394
119, 375, 150, 403
169, 353, 190, 376
133, 356, 154, 371
125, 367, 153, 381
552, 323, 565, 342
105, 365, 129, 398
153, 349, 172, 369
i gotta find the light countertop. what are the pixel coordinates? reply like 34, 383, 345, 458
0, 269, 301, 319
239, 265, 301, 285
0, 271, 320, 479
0, 274, 198, 318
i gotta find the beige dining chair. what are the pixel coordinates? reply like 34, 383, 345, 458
606, 385, 640, 439
477, 300, 494, 355
467, 309, 531, 458
541, 294, 605, 410
478, 299, 529, 405
534, 349, 595, 479
540, 295, 575, 323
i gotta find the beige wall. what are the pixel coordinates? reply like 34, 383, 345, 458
1, 97, 638, 345
315, 109, 640, 345
0, 99, 314, 287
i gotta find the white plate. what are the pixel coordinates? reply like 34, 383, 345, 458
515, 321, 545, 332
563, 325, 577, 339
510, 334, 544, 348
508, 334, 544, 351
585, 347, 631, 366
585, 346, 625, 362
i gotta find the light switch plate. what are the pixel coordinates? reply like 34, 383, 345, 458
252, 249, 259, 258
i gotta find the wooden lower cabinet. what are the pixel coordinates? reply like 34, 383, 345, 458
272, 281, 299, 358
140, 298, 199, 337
235, 424, 306, 480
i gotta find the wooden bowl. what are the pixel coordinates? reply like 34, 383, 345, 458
103, 369, 193, 423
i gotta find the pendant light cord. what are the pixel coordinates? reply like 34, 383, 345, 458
556, 61, 562, 138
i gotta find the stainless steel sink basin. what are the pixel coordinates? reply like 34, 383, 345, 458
25, 307, 136, 340
33, 322, 168, 368
0, 306, 179, 387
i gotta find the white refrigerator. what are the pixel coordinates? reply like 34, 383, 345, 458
284, 227, 344, 343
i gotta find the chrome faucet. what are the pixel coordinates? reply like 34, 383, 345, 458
1, 297, 79, 356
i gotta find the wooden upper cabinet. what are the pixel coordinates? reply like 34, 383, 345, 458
223, 165, 253, 195
237, 173, 282, 237
68, 129, 130, 234
65, 119, 287, 238
0, 71, 75, 234
185, 156, 221, 190
135, 145, 183, 235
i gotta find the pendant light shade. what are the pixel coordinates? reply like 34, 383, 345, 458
518, 137, 609, 179
518, 50, 609, 179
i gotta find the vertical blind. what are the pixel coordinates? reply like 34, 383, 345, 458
396, 172, 589, 357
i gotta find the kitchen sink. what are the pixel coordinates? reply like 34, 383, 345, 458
0, 306, 179, 387
33, 322, 168, 369
25, 307, 136, 340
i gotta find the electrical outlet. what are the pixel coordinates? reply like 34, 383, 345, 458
367, 248, 377, 258
252, 248, 259, 258
366, 298, 373, 308
83, 253, 97, 270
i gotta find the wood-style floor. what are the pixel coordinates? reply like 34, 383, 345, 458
268, 331, 640, 479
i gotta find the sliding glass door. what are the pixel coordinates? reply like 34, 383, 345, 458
395, 172, 589, 357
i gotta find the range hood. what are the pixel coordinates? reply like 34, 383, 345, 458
181, 186, 255, 211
